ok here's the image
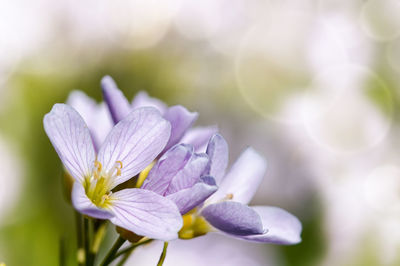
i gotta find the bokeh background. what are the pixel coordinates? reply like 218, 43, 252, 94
1, 0, 400, 265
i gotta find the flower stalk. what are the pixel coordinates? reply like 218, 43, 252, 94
100, 236, 126, 266
157, 242, 169, 266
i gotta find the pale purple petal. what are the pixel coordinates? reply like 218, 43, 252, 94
71, 182, 114, 219
101, 75, 131, 124
67, 91, 113, 150
131, 91, 168, 113
201, 201, 264, 236
97, 107, 171, 188
90, 103, 114, 149
181, 125, 218, 152
66, 91, 97, 122
206, 134, 229, 184
165, 153, 209, 195
43, 104, 95, 182
167, 176, 218, 214
208, 148, 266, 205
142, 144, 193, 195
237, 206, 302, 245
163, 105, 198, 152
109, 188, 182, 241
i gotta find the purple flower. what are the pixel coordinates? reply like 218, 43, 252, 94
66, 90, 113, 151
186, 134, 302, 244
141, 144, 218, 215
43, 104, 183, 241
101, 76, 217, 153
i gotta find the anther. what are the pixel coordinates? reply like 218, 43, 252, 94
93, 161, 103, 179
94, 161, 102, 171
226, 193, 234, 200
115, 160, 123, 176
100, 194, 110, 206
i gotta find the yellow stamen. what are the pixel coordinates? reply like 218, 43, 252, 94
115, 160, 123, 176
226, 193, 234, 200
100, 194, 111, 206
94, 161, 102, 179
84, 160, 123, 208
136, 161, 155, 188
178, 209, 211, 239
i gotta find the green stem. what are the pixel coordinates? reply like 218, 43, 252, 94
91, 222, 107, 254
157, 242, 169, 266
76, 212, 85, 266
100, 236, 126, 266
83, 217, 94, 266
114, 239, 153, 264
116, 253, 131, 266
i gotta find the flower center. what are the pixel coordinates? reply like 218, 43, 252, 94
178, 209, 211, 239
84, 160, 123, 208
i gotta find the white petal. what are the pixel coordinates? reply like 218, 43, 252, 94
101, 75, 131, 124
206, 134, 229, 185
67, 91, 113, 150
181, 125, 218, 152
238, 206, 302, 245
43, 104, 95, 182
131, 91, 168, 113
208, 148, 266, 205
109, 188, 182, 241
97, 107, 171, 188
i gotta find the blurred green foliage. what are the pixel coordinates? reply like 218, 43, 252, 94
0, 49, 187, 265
0, 40, 395, 265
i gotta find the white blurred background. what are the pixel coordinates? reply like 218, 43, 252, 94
1, 1, 400, 265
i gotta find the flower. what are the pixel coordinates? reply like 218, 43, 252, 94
43, 103, 183, 241
66, 90, 113, 151
141, 143, 218, 215
101, 75, 217, 153
182, 134, 302, 244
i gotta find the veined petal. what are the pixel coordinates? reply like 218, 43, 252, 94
163, 105, 198, 152
92, 103, 115, 149
209, 148, 266, 205
181, 125, 218, 152
43, 104, 95, 182
167, 176, 218, 214
97, 107, 171, 188
237, 206, 302, 245
142, 144, 193, 195
67, 91, 113, 150
165, 153, 209, 195
66, 91, 97, 122
206, 134, 229, 185
101, 75, 131, 124
71, 182, 114, 219
109, 188, 183, 241
201, 201, 264, 236
131, 91, 168, 113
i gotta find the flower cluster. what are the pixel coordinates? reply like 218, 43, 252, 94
44, 76, 302, 264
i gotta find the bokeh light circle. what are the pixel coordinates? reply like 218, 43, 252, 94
235, 7, 313, 124
386, 39, 400, 74
105, 0, 182, 49
359, 0, 400, 42
301, 64, 392, 154
364, 165, 400, 214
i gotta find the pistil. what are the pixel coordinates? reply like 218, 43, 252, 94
84, 160, 123, 208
